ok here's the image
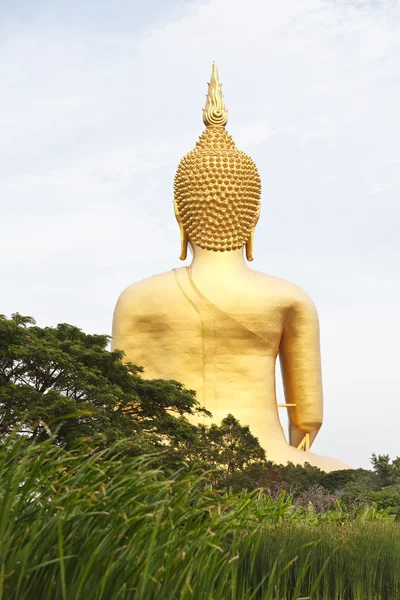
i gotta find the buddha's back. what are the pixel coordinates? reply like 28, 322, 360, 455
112, 64, 350, 471
112, 265, 288, 407
112, 262, 325, 460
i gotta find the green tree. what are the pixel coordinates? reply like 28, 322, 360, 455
206, 414, 266, 473
371, 454, 393, 487
277, 461, 325, 494
370, 484, 400, 517
320, 468, 372, 494
371, 453, 400, 488
180, 414, 275, 491
0, 313, 208, 453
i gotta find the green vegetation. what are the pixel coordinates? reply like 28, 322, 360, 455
1, 438, 399, 599
1, 313, 400, 598
0, 313, 207, 453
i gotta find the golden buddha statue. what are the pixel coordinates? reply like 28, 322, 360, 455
112, 64, 350, 472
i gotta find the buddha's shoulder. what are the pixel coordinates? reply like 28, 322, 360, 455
114, 270, 182, 314
251, 270, 317, 308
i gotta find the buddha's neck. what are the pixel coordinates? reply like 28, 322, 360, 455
189, 244, 249, 278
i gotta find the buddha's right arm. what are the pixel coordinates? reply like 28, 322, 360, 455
279, 294, 323, 449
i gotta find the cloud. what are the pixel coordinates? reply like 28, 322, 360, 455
0, 0, 399, 467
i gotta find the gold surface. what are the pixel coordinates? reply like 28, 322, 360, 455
174, 63, 261, 255
112, 64, 350, 472
202, 62, 228, 128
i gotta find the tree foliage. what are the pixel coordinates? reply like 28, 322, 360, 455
0, 313, 207, 453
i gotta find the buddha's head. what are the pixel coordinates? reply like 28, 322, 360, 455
174, 64, 262, 261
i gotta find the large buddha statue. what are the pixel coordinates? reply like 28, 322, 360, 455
112, 64, 349, 472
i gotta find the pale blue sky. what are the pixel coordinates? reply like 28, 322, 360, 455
1, 0, 399, 467
1, 0, 192, 30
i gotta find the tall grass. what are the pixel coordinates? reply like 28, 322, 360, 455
0, 438, 399, 599
247, 521, 400, 599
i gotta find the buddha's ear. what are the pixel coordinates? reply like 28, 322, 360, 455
245, 205, 261, 262
173, 200, 188, 261
245, 233, 254, 262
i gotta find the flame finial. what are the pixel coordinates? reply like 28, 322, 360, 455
202, 63, 228, 128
